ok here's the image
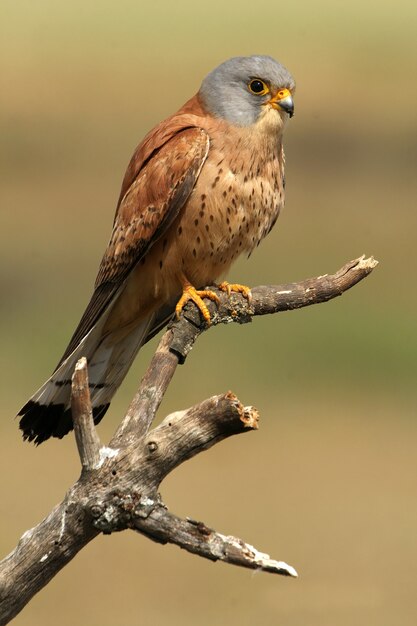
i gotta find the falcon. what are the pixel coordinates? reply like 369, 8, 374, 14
18, 55, 295, 444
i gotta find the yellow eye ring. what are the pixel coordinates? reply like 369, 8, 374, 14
248, 79, 269, 96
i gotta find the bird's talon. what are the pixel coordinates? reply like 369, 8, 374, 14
176, 285, 220, 325
219, 281, 252, 304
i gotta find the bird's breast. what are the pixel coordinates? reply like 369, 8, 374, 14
106, 124, 286, 335
173, 124, 286, 287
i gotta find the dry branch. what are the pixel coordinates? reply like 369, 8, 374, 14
71, 357, 102, 470
0, 256, 377, 624
169, 255, 378, 362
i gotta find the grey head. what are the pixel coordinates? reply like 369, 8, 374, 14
199, 55, 295, 127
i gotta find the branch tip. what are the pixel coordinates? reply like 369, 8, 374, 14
242, 406, 260, 429
74, 356, 87, 374
357, 254, 378, 270
248, 545, 298, 577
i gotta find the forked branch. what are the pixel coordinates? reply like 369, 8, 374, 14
0, 256, 377, 624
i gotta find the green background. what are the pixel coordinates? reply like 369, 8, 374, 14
1, 1, 416, 624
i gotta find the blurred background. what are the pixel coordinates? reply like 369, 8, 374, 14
1, 1, 416, 624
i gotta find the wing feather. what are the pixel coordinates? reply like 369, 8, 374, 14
58, 124, 209, 365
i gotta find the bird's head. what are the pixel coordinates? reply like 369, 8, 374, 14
199, 55, 295, 130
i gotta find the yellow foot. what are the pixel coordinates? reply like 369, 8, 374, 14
175, 284, 220, 325
218, 281, 252, 304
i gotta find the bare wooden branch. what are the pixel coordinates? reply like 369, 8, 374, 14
0, 256, 378, 624
0, 393, 263, 624
0, 497, 99, 625
169, 255, 379, 362
133, 506, 298, 577
113, 332, 178, 445
250, 255, 378, 315
71, 357, 102, 471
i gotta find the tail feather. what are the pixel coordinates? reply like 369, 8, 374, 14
18, 401, 110, 444
18, 315, 154, 444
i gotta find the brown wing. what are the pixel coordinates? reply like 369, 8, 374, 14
59, 124, 209, 364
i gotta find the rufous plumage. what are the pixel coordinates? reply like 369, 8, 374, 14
18, 55, 295, 443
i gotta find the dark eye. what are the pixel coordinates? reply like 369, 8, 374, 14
248, 79, 269, 95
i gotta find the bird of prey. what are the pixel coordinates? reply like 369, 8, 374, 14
18, 55, 295, 444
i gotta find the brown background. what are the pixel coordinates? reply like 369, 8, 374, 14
1, 1, 416, 624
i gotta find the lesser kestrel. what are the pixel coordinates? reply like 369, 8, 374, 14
18, 55, 295, 443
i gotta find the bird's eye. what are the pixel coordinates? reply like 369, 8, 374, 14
248, 79, 269, 96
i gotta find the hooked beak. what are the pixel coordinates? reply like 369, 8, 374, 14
268, 87, 294, 118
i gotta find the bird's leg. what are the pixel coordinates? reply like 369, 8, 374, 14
218, 281, 253, 305
175, 275, 220, 326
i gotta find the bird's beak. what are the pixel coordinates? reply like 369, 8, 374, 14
268, 88, 294, 118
